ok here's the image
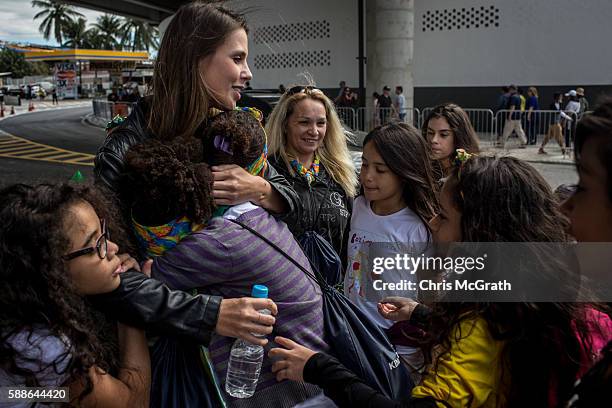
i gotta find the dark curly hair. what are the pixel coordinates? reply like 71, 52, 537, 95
423, 157, 598, 406
123, 136, 214, 226
0, 183, 123, 402
123, 110, 265, 227
202, 109, 266, 168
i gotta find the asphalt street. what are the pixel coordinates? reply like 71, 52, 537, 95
0, 107, 105, 187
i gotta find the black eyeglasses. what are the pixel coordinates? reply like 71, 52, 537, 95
285, 85, 322, 96
63, 219, 109, 261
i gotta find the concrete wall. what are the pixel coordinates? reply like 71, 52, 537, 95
412, 0, 612, 108
231, 0, 359, 90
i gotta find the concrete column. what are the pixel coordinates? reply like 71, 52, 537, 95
366, 0, 414, 110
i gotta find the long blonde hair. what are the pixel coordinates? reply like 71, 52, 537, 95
266, 88, 357, 197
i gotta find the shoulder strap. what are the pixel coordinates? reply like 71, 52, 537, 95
228, 218, 327, 289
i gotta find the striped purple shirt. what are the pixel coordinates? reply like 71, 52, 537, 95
152, 207, 327, 406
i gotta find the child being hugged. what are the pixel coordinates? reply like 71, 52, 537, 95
343, 122, 438, 380
123, 108, 328, 408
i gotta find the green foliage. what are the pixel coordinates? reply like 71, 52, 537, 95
119, 18, 159, 52
0, 48, 32, 78
32, 0, 84, 45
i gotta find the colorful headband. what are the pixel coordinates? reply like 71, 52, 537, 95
132, 214, 204, 258
235, 106, 264, 123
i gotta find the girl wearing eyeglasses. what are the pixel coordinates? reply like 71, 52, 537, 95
0, 183, 149, 407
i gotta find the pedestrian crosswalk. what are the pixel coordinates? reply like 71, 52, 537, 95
0, 133, 94, 166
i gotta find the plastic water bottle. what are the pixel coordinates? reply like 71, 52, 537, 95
225, 284, 270, 398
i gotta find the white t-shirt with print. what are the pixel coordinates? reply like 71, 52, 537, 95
343, 196, 429, 328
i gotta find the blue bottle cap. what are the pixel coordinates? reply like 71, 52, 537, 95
251, 284, 268, 299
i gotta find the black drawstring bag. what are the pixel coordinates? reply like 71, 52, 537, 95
296, 231, 343, 287
150, 337, 225, 408
295, 184, 343, 287
230, 219, 414, 400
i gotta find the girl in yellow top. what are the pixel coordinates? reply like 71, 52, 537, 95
268, 152, 609, 407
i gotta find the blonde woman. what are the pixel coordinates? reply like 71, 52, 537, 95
267, 86, 357, 260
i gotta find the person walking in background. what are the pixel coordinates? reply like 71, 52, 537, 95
394, 86, 407, 122
564, 90, 581, 149
500, 85, 527, 148
525, 86, 540, 144
577, 87, 589, 116
539, 92, 568, 155
378, 86, 393, 125
518, 87, 526, 112
371, 92, 380, 129
51, 88, 58, 105
495, 86, 510, 138
334, 80, 347, 104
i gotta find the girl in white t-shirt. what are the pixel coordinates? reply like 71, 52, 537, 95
343, 122, 438, 381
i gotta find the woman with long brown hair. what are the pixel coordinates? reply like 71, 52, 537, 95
421, 103, 480, 180
95, 1, 295, 215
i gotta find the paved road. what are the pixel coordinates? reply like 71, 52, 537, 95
0, 107, 105, 188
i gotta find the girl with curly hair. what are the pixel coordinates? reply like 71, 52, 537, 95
268, 155, 610, 407
0, 183, 150, 407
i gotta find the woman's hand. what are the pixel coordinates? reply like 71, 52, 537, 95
378, 297, 419, 322
269, 336, 317, 382
215, 297, 278, 346
118, 253, 140, 273
212, 164, 269, 206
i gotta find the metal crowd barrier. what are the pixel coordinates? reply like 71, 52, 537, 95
354, 107, 420, 132
92, 99, 137, 121
419, 108, 495, 144
335, 107, 357, 131
494, 109, 578, 152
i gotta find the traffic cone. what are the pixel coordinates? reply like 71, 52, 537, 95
10, 106, 15, 115
70, 170, 85, 183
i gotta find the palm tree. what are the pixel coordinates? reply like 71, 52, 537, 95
62, 17, 88, 48
119, 18, 159, 52
32, 0, 84, 46
84, 28, 106, 50
92, 14, 121, 50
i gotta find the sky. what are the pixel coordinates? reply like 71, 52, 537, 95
0, 0, 105, 46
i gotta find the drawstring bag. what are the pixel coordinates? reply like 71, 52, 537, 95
296, 184, 343, 287
150, 336, 226, 408
230, 219, 414, 400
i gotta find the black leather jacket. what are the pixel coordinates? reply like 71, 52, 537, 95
270, 155, 353, 262
92, 98, 299, 342
89, 271, 221, 345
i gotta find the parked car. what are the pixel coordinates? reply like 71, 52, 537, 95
5, 85, 25, 98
